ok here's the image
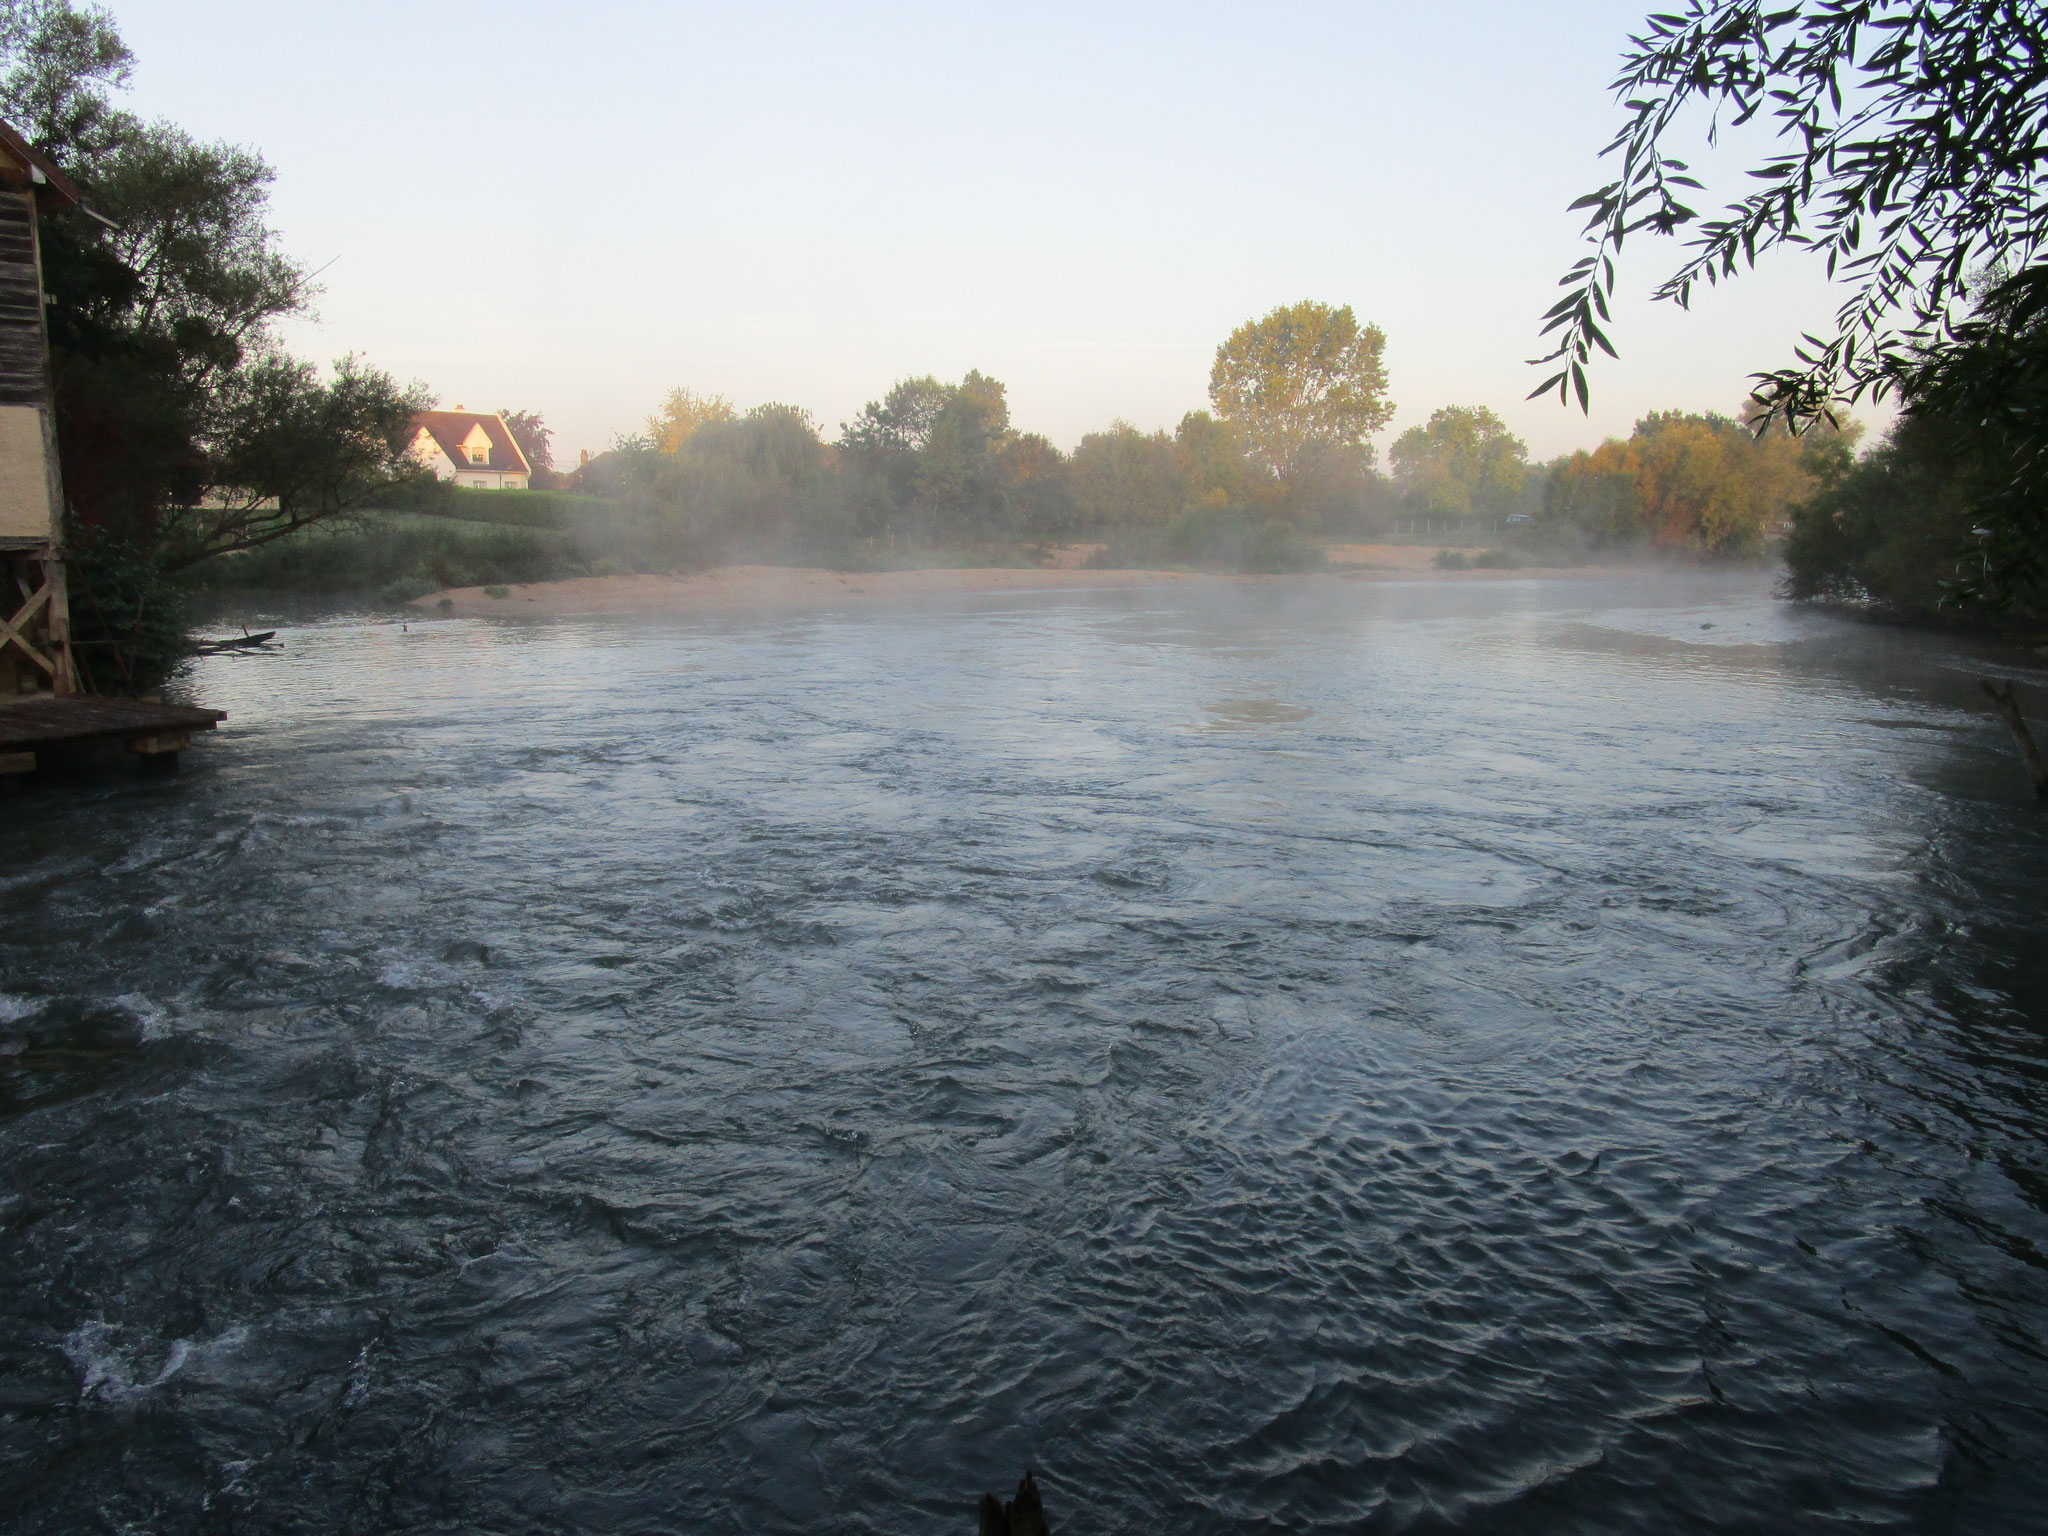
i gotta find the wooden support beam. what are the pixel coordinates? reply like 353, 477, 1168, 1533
40, 548, 70, 695
125, 731, 190, 756
0, 749, 33, 773
0, 574, 52, 673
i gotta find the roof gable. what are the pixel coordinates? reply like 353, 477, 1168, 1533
0, 118, 98, 218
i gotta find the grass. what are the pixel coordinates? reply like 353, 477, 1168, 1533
365, 482, 619, 530
1433, 547, 1525, 570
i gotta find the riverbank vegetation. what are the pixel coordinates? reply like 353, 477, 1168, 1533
1545, 0, 2048, 634
188, 377, 1850, 606
1542, 409, 1857, 560
549, 302, 1397, 571
30, 0, 2036, 682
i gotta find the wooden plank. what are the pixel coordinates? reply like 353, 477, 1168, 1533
0, 697, 225, 751
0, 748, 31, 773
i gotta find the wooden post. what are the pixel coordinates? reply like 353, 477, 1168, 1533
1981, 679, 2048, 801
39, 545, 69, 695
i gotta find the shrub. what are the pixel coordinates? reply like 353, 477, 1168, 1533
64, 524, 192, 694
361, 480, 630, 529
1089, 505, 1327, 573
182, 516, 579, 600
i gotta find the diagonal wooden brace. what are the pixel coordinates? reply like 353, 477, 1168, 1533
0, 577, 53, 674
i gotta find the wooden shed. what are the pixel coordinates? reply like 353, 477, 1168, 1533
0, 118, 83, 699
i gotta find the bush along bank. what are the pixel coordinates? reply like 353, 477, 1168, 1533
178, 488, 718, 603
1086, 505, 1329, 573
181, 516, 589, 604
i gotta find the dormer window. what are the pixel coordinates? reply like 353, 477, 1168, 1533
469, 447, 487, 464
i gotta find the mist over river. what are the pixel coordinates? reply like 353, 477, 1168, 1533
3, 572, 2045, 1533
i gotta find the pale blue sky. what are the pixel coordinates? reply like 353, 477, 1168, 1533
107, 0, 1863, 464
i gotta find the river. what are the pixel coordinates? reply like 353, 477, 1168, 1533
2, 571, 2044, 1533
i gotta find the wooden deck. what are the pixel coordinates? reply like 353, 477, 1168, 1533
0, 696, 224, 775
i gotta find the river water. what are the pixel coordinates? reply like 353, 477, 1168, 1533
2, 572, 2045, 1534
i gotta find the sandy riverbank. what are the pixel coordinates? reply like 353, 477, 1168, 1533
416, 545, 1619, 618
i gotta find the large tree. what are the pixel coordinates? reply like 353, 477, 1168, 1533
44, 120, 425, 566
3, 0, 428, 682
1545, 408, 1852, 556
839, 371, 1023, 536
645, 386, 735, 453
1537, 1, 2048, 604
1210, 301, 1393, 477
498, 407, 554, 480
1391, 405, 1528, 520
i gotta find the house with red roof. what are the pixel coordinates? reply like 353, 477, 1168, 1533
408, 408, 531, 490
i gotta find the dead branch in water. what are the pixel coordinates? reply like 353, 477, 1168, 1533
1981, 679, 2048, 802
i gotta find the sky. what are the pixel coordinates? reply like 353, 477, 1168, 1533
105, 0, 1873, 466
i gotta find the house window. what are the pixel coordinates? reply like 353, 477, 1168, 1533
469, 448, 487, 464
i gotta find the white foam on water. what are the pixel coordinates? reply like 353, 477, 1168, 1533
114, 993, 173, 1041
63, 1320, 250, 1404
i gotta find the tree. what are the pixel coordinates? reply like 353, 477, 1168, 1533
1537, 1, 2048, 424
1543, 407, 1851, 556
839, 371, 1026, 538
1537, 1, 2048, 606
995, 432, 1075, 541
1209, 301, 1393, 476
840, 375, 951, 457
1068, 422, 1197, 530
646, 386, 735, 453
36, 117, 425, 558
1784, 410, 1988, 616
1390, 406, 1528, 520
0, 0, 132, 166
1173, 410, 1257, 506
498, 408, 554, 478
4, 1, 427, 684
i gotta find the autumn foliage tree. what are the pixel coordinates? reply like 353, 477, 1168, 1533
646, 387, 736, 453
1210, 301, 1393, 478
1545, 409, 1855, 557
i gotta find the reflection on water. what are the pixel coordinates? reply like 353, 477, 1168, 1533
2, 571, 2046, 1533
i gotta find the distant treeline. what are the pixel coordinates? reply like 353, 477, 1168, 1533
189, 297, 1875, 606
563, 382, 1357, 572
546, 384, 1851, 572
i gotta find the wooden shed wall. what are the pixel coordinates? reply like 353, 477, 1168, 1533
0, 188, 48, 408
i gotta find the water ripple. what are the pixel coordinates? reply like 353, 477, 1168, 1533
1, 574, 2045, 1533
